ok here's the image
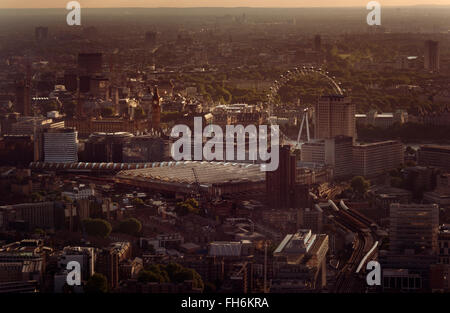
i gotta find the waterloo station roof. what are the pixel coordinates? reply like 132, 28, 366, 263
116, 161, 265, 186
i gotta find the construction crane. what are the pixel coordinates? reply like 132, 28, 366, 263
191, 167, 201, 197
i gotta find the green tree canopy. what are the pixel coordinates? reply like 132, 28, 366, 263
138, 263, 204, 289
118, 217, 142, 236
175, 198, 200, 216
82, 218, 112, 238
138, 270, 166, 283
131, 197, 145, 206
84, 273, 108, 293
351, 176, 370, 197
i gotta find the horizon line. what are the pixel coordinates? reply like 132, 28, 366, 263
1, 4, 450, 9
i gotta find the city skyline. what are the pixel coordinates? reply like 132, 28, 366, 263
0, 0, 449, 298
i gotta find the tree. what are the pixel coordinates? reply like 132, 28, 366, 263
405, 146, 415, 155
118, 218, 142, 236
175, 198, 200, 216
31, 192, 44, 203
82, 218, 112, 238
138, 270, 165, 283
138, 263, 203, 289
34, 228, 45, 236
42, 100, 60, 113
85, 273, 108, 293
351, 176, 370, 198
203, 282, 217, 293
133, 106, 146, 120
185, 198, 199, 209
131, 197, 144, 206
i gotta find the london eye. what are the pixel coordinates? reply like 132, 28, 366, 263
266, 66, 344, 147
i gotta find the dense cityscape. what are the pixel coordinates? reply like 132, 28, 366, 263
0, 3, 449, 297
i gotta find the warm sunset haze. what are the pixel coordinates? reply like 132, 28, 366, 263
0, 0, 449, 299
1, 0, 450, 8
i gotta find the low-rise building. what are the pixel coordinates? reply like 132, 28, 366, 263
352, 141, 404, 177
271, 229, 328, 292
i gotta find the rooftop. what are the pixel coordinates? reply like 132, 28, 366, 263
116, 161, 265, 186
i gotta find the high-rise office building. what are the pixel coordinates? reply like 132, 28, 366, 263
266, 145, 311, 209
325, 135, 353, 179
145, 31, 157, 45
301, 135, 353, 180
58, 247, 95, 281
314, 34, 321, 52
314, 95, 355, 141
84, 132, 133, 163
382, 203, 440, 291
424, 40, 440, 72
96, 248, 119, 290
14, 80, 27, 115
389, 203, 439, 255
438, 229, 450, 265
418, 145, 450, 170
35, 26, 48, 41
301, 140, 325, 164
43, 128, 78, 163
77, 53, 103, 74
15, 63, 31, 116
297, 206, 323, 233
266, 145, 296, 209
63, 72, 78, 92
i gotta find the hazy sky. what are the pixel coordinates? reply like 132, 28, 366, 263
1, 0, 450, 9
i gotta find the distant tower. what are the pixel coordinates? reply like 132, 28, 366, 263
15, 61, 31, 116
35, 26, 48, 42
314, 35, 322, 52
424, 40, 440, 72
25, 61, 31, 116
145, 31, 157, 45
15, 81, 26, 115
151, 86, 161, 130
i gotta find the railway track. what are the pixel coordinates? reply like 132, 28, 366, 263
325, 200, 377, 293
